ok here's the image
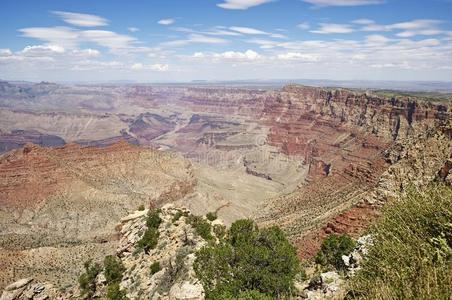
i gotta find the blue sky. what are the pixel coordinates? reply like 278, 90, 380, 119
1, 0, 452, 82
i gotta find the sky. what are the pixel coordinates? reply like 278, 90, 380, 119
1, 0, 452, 82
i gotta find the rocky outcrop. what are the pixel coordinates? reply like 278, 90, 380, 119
114, 204, 207, 300
0, 278, 58, 300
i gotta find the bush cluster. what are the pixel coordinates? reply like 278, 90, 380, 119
315, 234, 356, 270
187, 215, 213, 241
194, 219, 300, 299
78, 260, 102, 297
137, 209, 162, 253
206, 212, 217, 221
103, 255, 127, 300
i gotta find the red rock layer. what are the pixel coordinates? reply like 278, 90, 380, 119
0, 141, 142, 210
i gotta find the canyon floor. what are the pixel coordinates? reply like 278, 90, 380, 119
0, 80, 450, 291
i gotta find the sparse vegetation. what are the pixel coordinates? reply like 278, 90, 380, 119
104, 255, 125, 284
315, 234, 356, 271
172, 209, 189, 223
78, 260, 102, 297
187, 215, 213, 241
194, 219, 300, 299
137, 209, 162, 253
138, 204, 145, 211
106, 282, 128, 300
206, 211, 217, 221
350, 184, 452, 299
150, 261, 161, 275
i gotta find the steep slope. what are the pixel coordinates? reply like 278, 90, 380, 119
0, 141, 195, 289
255, 85, 451, 257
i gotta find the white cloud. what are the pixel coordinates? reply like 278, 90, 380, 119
131, 63, 169, 71
215, 50, 261, 60
302, 0, 383, 6
20, 44, 66, 55
229, 26, 285, 38
162, 34, 228, 47
158, 18, 175, 25
72, 48, 100, 57
230, 26, 268, 35
52, 11, 108, 27
128, 27, 139, 32
81, 30, 136, 49
217, 0, 273, 10
389, 19, 442, 31
297, 22, 310, 30
311, 23, 355, 34
19, 27, 80, 48
0, 49, 12, 56
277, 52, 320, 62
192, 50, 261, 61
246, 38, 278, 49
365, 34, 391, 44
360, 19, 444, 37
352, 19, 375, 25
19, 26, 136, 50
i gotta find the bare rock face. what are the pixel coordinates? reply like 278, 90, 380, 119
0, 278, 58, 300
256, 85, 451, 257
115, 204, 207, 300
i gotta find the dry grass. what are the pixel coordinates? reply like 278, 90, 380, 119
350, 184, 452, 299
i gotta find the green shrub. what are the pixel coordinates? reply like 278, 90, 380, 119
187, 215, 213, 241
194, 219, 300, 299
78, 260, 101, 296
350, 184, 452, 299
150, 261, 161, 275
106, 282, 128, 300
137, 227, 159, 253
315, 234, 356, 270
104, 255, 125, 284
237, 290, 273, 300
206, 212, 217, 221
146, 209, 162, 229
137, 209, 162, 253
138, 204, 145, 211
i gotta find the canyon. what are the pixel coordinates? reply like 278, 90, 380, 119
0, 80, 450, 295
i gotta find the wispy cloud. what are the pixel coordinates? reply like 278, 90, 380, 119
297, 22, 311, 30
217, 0, 273, 10
131, 63, 169, 71
19, 26, 136, 49
158, 18, 175, 25
302, 0, 383, 7
229, 26, 286, 38
52, 11, 108, 27
192, 49, 261, 60
311, 23, 355, 34
128, 27, 139, 32
162, 34, 228, 47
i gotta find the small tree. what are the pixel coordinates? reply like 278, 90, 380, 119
194, 219, 300, 299
78, 260, 102, 296
137, 209, 162, 253
315, 234, 356, 270
104, 255, 125, 284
